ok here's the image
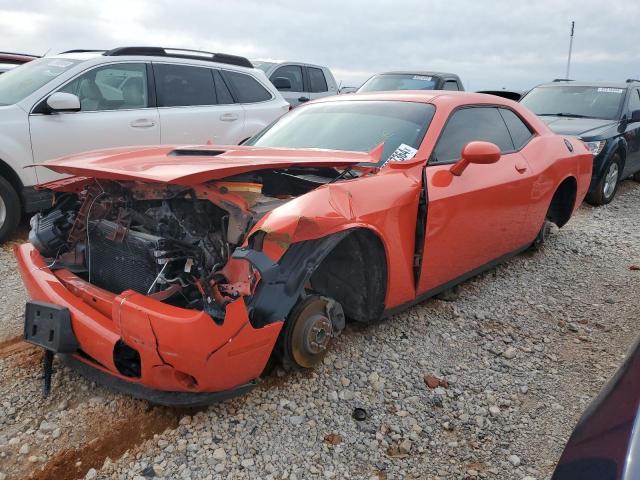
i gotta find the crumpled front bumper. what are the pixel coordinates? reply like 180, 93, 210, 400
14, 243, 283, 405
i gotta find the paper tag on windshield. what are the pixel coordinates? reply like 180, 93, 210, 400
597, 87, 623, 93
388, 144, 418, 162
412, 75, 432, 81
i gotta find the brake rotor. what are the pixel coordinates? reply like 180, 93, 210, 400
287, 296, 334, 368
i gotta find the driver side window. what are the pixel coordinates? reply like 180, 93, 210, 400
271, 65, 303, 92
431, 107, 514, 164
58, 63, 148, 112
628, 89, 640, 114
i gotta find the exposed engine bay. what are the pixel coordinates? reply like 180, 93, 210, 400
28, 168, 343, 320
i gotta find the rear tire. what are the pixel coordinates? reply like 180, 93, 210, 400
633, 170, 640, 182
586, 154, 621, 206
0, 176, 21, 243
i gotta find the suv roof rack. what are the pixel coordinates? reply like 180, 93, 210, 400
626, 78, 640, 83
103, 47, 253, 69
552, 78, 574, 82
59, 49, 106, 54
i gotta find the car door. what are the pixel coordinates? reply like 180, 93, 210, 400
623, 88, 640, 175
418, 106, 535, 294
220, 69, 285, 141
270, 64, 307, 107
306, 66, 331, 101
29, 62, 160, 183
153, 63, 246, 146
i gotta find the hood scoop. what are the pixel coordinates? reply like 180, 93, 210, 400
168, 149, 226, 157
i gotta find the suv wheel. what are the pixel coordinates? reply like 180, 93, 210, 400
586, 154, 621, 206
0, 176, 21, 243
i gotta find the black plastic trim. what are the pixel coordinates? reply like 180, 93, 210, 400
22, 186, 54, 212
62, 354, 256, 407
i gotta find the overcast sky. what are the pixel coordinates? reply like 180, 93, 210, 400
1, 0, 639, 91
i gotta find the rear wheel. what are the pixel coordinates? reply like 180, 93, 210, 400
282, 295, 344, 368
586, 155, 621, 206
633, 170, 640, 182
0, 176, 21, 243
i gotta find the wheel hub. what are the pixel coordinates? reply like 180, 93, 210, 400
304, 314, 332, 354
0, 193, 5, 227
287, 296, 338, 368
603, 162, 619, 199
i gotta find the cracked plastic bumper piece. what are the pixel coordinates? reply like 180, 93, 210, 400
14, 243, 283, 404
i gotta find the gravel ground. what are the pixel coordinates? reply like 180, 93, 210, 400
0, 181, 639, 480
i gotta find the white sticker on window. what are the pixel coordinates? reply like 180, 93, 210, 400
597, 88, 624, 93
412, 75, 432, 81
388, 144, 418, 162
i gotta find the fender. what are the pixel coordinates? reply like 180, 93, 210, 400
593, 136, 627, 181
247, 169, 424, 307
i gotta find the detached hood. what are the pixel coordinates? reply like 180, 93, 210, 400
35, 145, 371, 185
540, 116, 618, 138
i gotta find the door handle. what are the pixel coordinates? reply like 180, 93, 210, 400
220, 113, 239, 122
130, 118, 155, 128
298, 96, 310, 103
515, 159, 528, 173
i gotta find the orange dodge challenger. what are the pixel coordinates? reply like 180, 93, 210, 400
15, 91, 592, 405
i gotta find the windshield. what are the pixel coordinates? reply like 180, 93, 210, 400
358, 74, 438, 93
521, 85, 625, 120
246, 100, 435, 161
0, 57, 80, 105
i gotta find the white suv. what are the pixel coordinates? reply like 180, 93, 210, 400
0, 46, 289, 241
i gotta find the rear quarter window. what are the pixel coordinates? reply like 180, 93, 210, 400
221, 70, 272, 103
498, 108, 534, 149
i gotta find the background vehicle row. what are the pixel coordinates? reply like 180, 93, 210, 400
0, 47, 289, 241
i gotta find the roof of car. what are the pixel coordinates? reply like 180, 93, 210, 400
536, 80, 636, 89
251, 59, 327, 69
375, 71, 460, 79
52, 47, 255, 69
311, 90, 514, 105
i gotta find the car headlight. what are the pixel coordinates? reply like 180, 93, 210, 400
584, 140, 606, 156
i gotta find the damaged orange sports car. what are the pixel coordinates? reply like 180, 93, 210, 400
16, 92, 592, 405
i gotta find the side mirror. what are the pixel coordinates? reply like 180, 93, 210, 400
450, 141, 501, 176
46, 92, 81, 113
631, 109, 640, 123
272, 77, 292, 90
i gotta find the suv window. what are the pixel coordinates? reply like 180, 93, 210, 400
221, 70, 272, 103
628, 89, 640, 113
443, 80, 460, 91
432, 107, 514, 163
271, 65, 303, 91
308, 67, 328, 93
212, 70, 234, 104
154, 63, 216, 107
498, 108, 534, 149
59, 63, 148, 111
0, 57, 81, 106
